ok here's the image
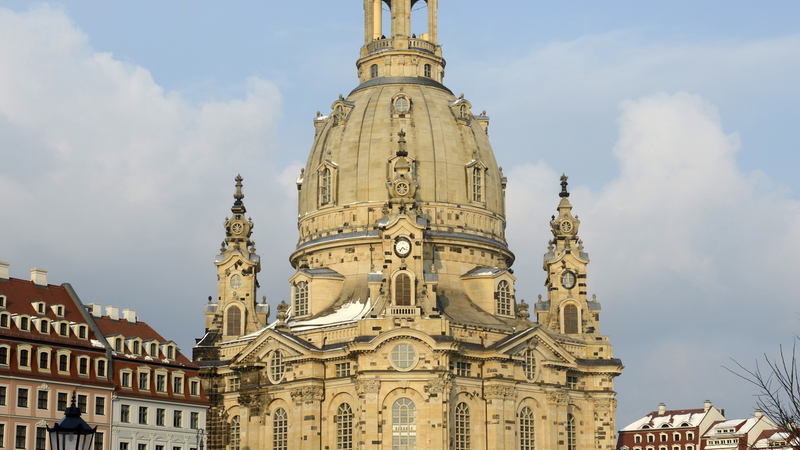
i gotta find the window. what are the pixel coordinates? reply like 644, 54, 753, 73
472, 167, 482, 202
78, 357, 88, 375
520, 406, 535, 450
392, 398, 416, 450
37, 390, 48, 409
94, 432, 104, 450
273, 410, 288, 450
173, 376, 183, 394
395, 97, 409, 113
371, 64, 378, 78
524, 349, 536, 381
173, 410, 182, 428
121, 372, 131, 388
225, 306, 241, 336
687, 433, 694, 441
270, 351, 285, 383
395, 273, 411, 306
294, 281, 308, 316
35, 427, 46, 450
190, 412, 199, 430
59, 323, 67, 336
0, 347, 7, 365
230, 416, 241, 450
635, 436, 642, 444
453, 362, 471, 377
19, 349, 29, 368
0, 425, 4, 449
648, 435, 655, 443
674, 433, 681, 441
78, 326, 86, 339
120, 404, 130, 423
149, 343, 157, 356
156, 408, 165, 426
78, 394, 87, 414
567, 375, 578, 389
19, 317, 28, 331
567, 414, 577, 450
97, 360, 106, 378
190, 380, 199, 396
138, 406, 148, 424
39, 351, 48, 370
0, 314, 7, 328
496, 280, 511, 315
57, 392, 67, 411
564, 304, 579, 334
454, 402, 470, 450
391, 344, 416, 370
95, 397, 105, 415
229, 378, 240, 392
336, 403, 353, 450
424, 64, 431, 78
167, 346, 174, 359
115, 338, 122, 352
138, 445, 146, 450
58, 354, 68, 372
660, 434, 667, 443
156, 374, 166, 392
321, 168, 332, 205
335, 362, 351, 378
17, 388, 28, 408
0, 386, 6, 405
139, 372, 149, 390
14, 425, 25, 450
120, 444, 129, 450
39, 320, 48, 333
56, 306, 63, 316
132, 341, 140, 355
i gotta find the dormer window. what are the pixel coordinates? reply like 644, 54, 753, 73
294, 281, 309, 316
132, 340, 140, 355
167, 346, 174, 360
19, 316, 29, 332
115, 338, 122, 353
59, 322, 68, 336
58, 353, 69, 372
78, 325, 87, 339
0, 313, 9, 328
39, 319, 49, 334
321, 168, 332, 205
77, 356, 89, 376
0, 295, 6, 308
173, 375, 183, 394
19, 348, 30, 368
496, 280, 512, 316
424, 64, 431, 78
149, 343, 157, 357
472, 167, 482, 202
51, 304, 64, 317
36, 302, 45, 314
0, 345, 8, 365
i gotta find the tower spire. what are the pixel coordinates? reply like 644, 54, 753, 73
559, 173, 570, 198
232, 174, 246, 214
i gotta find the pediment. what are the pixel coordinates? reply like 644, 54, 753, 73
229, 328, 318, 367
492, 326, 578, 367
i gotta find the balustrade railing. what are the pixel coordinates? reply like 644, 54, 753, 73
366, 38, 436, 55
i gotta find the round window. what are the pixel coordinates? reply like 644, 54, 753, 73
561, 271, 576, 289
230, 274, 243, 290
395, 97, 409, 113
390, 343, 418, 371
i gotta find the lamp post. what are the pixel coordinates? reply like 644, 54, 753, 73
47, 391, 97, 450
196, 428, 205, 450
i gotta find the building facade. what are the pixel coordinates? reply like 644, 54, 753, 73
194, 2, 623, 450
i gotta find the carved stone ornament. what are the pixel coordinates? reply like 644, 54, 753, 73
355, 378, 381, 395
290, 386, 324, 403
426, 377, 452, 395
547, 392, 569, 404
484, 385, 517, 399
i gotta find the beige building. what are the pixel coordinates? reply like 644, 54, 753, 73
193, 1, 623, 450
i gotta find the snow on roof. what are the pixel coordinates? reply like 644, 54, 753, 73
621, 409, 707, 431
290, 298, 371, 332
90, 339, 106, 348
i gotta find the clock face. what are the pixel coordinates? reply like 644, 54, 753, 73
395, 238, 411, 257
560, 220, 572, 233
231, 222, 244, 235
230, 274, 243, 290
395, 181, 409, 196
561, 271, 576, 289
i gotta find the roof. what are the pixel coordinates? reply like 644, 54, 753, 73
94, 315, 196, 368
462, 266, 507, 277
622, 408, 708, 431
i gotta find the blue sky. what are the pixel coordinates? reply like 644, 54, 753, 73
1, 1, 799, 430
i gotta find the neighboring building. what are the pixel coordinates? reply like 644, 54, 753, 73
194, 2, 623, 450
752, 429, 800, 450
617, 402, 725, 450
0, 263, 114, 450
90, 304, 209, 450
700, 413, 776, 450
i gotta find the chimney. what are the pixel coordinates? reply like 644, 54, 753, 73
704, 400, 712, 412
106, 306, 119, 321
0, 261, 9, 280
755, 411, 762, 419
659, 403, 666, 415
87, 303, 102, 318
31, 268, 48, 287
122, 309, 137, 324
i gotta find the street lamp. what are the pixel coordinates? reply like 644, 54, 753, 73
47, 391, 97, 450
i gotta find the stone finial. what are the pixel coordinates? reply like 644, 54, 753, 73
234, 175, 244, 201
577, 239, 584, 253
220, 241, 227, 253
517, 299, 530, 320
537, 294, 543, 303
275, 300, 290, 332
559, 174, 570, 198
592, 294, 597, 302
397, 129, 408, 157
547, 240, 554, 252
207, 296, 213, 304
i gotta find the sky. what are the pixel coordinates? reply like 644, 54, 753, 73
1, 0, 799, 431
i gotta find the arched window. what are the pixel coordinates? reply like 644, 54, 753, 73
150, 343, 157, 356
132, 341, 140, 355
39, 352, 48, 370
371, 64, 378, 78
321, 168, 332, 205
395, 273, 411, 306
635, 436, 642, 444
567, 414, 577, 450
273, 408, 288, 450
523, 349, 536, 381
270, 351, 285, 383
59, 323, 67, 336
115, 338, 122, 352
424, 64, 431, 78
496, 280, 511, 315
226, 306, 242, 336
40, 319, 49, 333
520, 406, 535, 450
59, 354, 68, 371
472, 167, 482, 202
19, 349, 29, 367
392, 398, 416, 450
564, 304, 578, 334
454, 402, 470, 450
0, 347, 7, 365
230, 416, 240, 450
0, 313, 7, 328
295, 281, 309, 316
336, 403, 354, 450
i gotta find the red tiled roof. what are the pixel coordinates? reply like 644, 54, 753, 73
93, 316, 195, 367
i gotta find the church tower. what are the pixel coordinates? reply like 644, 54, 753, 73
195, 3, 622, 450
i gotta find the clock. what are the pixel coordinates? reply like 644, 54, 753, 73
230, 274, 243, 290
561, 271, 576, 289
560, 220, 572, 233
395, 181, 409, 196
394, 238, 412, 257
231, 222, 244, 235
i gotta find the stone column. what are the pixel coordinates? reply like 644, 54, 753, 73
427, 0, 438, 43
426, 376, 451, 450
356, 378, 381, 450
290, 386, 325, 450
484, 385, 508, 450
374, 0, 383, 40
547, 392, 569, 450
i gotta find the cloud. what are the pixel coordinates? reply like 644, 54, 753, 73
506, 91, 800, 426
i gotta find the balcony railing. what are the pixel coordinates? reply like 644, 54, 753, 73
408, 38, 436, 53
366, 38, 436, 55
389, 305, 421, 317
366, 38, 394, 54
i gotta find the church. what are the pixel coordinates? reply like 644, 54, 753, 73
193, 1, 623, 449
